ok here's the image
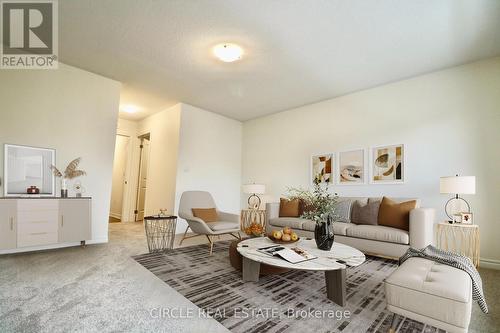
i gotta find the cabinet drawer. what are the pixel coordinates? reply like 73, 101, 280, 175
17, 200, 58, 212
17, 210, 58, 224
17, 232, 58, 247
17, 219, 58, 234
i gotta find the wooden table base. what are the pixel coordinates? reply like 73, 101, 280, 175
241, 256, 347, 306
325, 269, 346, 306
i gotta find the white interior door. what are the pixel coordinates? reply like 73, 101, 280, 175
110, 135, 130, 220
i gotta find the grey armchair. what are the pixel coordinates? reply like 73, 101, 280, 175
178, 191, 241, 254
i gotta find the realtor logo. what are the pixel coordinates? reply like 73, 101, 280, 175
1, 0, 58, 69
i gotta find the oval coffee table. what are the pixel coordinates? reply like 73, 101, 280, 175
237, 237, 365, 306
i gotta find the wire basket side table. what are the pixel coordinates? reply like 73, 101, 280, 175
144, 215, 177, 253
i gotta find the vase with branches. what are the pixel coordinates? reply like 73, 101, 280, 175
286, 181, 338, 250
50, 157, 87, 197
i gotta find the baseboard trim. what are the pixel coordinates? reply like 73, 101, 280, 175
0, 238, 108, 255
479, 257, 500, 270
86, 237, 108, 245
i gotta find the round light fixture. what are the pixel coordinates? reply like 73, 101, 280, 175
213, 43, 243, 62
120, 104, 141, 114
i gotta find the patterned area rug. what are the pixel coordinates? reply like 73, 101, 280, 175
133, 241, 445, 333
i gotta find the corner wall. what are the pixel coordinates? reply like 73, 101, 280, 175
174, 104, 242, 233
242, 57, 500, 266
138, 104, 182, 217
0, 63, 121, 243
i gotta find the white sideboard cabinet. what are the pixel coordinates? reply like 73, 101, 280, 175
0, 199, 17, 250
0, 198, 91, 253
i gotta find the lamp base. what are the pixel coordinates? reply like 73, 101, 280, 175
444, 195, 471, 221
247, 194, 262, 210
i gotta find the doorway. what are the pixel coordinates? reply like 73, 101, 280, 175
135, 134, 150, 222
109, 134, 130, 222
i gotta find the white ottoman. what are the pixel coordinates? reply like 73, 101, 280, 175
385, 257, 472, 333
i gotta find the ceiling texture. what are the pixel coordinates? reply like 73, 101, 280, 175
59, 0, 500, 121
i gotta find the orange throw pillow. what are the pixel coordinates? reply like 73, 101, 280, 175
279, 198, 300, 217
378, 197, 417, 231
192, 208, 218, 223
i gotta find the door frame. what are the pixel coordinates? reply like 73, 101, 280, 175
135, 134, 151, 221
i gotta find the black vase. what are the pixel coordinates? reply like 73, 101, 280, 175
314, 216, 334, 250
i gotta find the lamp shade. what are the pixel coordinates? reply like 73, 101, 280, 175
242, 184, 265, 194
440, 176, 475, 194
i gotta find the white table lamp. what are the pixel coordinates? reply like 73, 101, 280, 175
242, 183, 265, 210
440, 175, 475, 221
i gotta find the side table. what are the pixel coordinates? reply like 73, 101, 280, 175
144, 215, 177, 253
436, 222, 480, 267
240, 209, 266, 236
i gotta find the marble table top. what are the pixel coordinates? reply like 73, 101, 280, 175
237, 237, 365, 271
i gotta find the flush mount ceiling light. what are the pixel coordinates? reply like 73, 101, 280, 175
120, 104, 141, 114
213, 43, 243, 62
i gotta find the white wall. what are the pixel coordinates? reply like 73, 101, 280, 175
138, 104, 181, 216
242, 57, 500, 265
174, 103, 242, 233
0, 63, 121, 243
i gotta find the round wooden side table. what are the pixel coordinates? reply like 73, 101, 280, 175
436, 222, 480, 267
144, 215, 177, 253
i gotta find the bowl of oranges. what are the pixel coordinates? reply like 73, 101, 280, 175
243, 222, 265, 237
268, 227, 300, 244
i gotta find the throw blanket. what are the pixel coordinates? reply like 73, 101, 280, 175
400, 245, 488, 314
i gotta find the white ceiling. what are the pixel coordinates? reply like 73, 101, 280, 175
59, 0, 500, 121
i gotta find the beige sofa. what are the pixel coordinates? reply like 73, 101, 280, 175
266, 197, 435, 258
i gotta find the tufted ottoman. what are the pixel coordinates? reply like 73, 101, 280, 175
385, 257, 472, 333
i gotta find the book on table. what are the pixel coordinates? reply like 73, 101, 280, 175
257, 245, 317, 264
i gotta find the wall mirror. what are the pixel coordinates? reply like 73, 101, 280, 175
4, 144, 56, 196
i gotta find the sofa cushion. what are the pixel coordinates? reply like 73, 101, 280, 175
369, 197, 421, 208
269, 217, 304, 230
192, 208, 218, 222
346, 224, 409, 244
378, 196, 417, 231
301, 220, 315, 232
351, 200, 380, 225
332, 222, 352, 235
294, 220, 352, 235
332, 199, 354, 223
279, 198, 300, 217
298, 199, 313, 216
385, 257, 472, 328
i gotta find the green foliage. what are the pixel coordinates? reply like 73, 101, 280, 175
286, 181, 338, 224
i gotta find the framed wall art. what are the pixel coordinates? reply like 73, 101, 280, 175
370, 144, 404, 184
311, 153, 334, 185
337, 149, 365, 185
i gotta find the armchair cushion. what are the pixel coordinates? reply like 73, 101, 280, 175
192, 208, 218, 222
208, 221, 240, 232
